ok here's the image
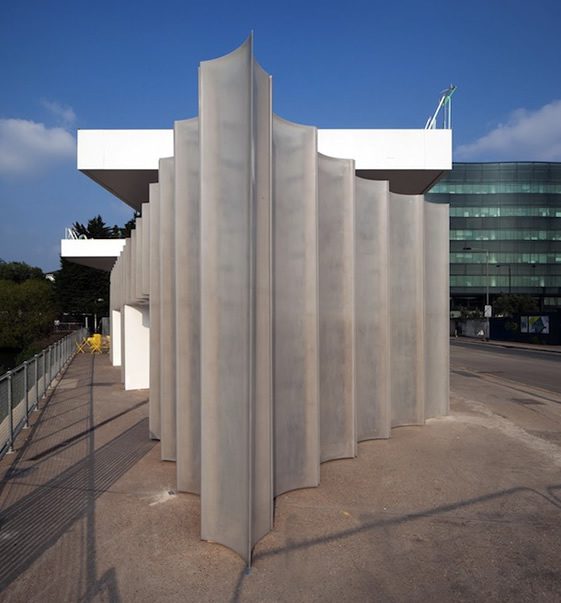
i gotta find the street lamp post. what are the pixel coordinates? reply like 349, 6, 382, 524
463, 246, 489, 307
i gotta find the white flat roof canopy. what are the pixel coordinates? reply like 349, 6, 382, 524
60, 239, 126, 271
78, 128, 452, 209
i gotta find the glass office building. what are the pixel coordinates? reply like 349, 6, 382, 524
427, 162, 561, 309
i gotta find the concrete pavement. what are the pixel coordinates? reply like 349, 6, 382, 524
453, 335, 561, 354
0, 351, 560, 602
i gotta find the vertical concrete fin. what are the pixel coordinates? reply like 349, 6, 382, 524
424, 200, 450, 418
134, 218, 144, 302
141, 203, 150, 298
130, 229, 138, 303
174, 117, 201, 494
272, 115, 320, 496
121, 240, 130, 384
251, 61, 274, 547
149, 183, 161, 440
318, 153, 356, 461
159, 157, 177, 461
389, 194, 425, 427
110, 254, 123, 367
355, 178, 391, 440
200, 36, 273, 563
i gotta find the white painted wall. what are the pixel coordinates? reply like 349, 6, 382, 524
77, 128, 451, 171
122, 304, 150, 390
77, 130, 174, 169
61, 239, 126, 270
317, 129, 452, 170
111, 309, 122, 367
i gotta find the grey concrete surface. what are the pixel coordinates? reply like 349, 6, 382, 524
148, 183, 160, 440
452, 338, 561, 395
199, 38, 273, 561
1, 348, 561, 602
105, 40, 449, 563
318, 153, 356, 462
355, 178, 390, 440
389, 194, 425, 427
424, 201, 449, 418
158, 157, 176, 462
272, 114, 320, 499
174, 118, 200, 496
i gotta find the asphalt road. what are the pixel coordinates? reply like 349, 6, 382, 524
451, 339, 561, 396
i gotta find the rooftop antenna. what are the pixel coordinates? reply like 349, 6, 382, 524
425, 84, 457, 129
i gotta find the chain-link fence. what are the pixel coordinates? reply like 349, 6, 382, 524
0, 328, 88, 458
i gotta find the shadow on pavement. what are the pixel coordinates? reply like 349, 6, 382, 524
0, 354, 155, 600
230, 483, 561, 602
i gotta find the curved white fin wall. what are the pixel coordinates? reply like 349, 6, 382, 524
318, 153, 356, 462
272, 116, 320, 497
141, 203, 150, 298
199, 38, 273, 562
174, 118, 201, 495
159, 158, 176, 461
107, 38, 450, 564
148, 183, 161, 440
389, 194, 425, 427
355, 178, 391, 440
424, 200, 450, 418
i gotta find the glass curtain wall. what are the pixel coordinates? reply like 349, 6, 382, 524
426, 162, 561, 308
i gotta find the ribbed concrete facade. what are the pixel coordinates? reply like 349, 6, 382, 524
109, 37, 450, 563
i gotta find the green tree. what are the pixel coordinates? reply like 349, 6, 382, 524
493, 294, 539, 317
54, 214, 136, 322
54, 259, 109, 317
72, 212, 138, 239
73, 214, 120, 239
0, 259, 44, 283
112, 212, 139, 238
0, 279, 56, 350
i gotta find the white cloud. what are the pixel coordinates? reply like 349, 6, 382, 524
456, 100, 561, 161
0, 118, 75, 175
41, 99, 76, 126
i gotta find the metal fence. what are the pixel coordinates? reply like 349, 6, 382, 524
0, 328, 88, 459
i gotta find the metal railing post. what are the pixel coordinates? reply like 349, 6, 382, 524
24, 361, 29, 428
42, 351, 46, 398
0, 328, 85, 460
7, 371, 14, 453
34, 354, 39, 410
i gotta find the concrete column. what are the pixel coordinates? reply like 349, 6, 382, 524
174, 117, 201, 494
272, 115, 319, 496
122, 304, 150, 390
424, 200, 450, 418
149, 183, 161, 440
318, 154, 356, 461
141, 203, 150, 298
200, 37, 273, 563
121, 241, 130, 385
389, 194, 425, 426
134, 220, 144, 302
159, 157, 176, 461
355, 179, 391, 440
130, 230, 137, 303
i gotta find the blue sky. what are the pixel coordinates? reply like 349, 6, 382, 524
1, 0, 560, 270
